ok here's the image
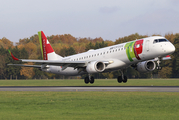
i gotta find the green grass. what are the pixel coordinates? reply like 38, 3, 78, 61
0, 79, 179, 86
0, 92, 178, 120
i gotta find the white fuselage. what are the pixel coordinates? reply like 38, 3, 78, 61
43, 36, 175, 76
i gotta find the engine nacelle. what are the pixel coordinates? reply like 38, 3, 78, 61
136, 60, 156, 72
86, 61, 105, 74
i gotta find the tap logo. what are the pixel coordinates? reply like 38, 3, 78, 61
125, 39, 143, 61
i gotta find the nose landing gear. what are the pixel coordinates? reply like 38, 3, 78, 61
156, 58, 162, 70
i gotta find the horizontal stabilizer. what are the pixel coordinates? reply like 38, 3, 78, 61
8, 64, 41, 68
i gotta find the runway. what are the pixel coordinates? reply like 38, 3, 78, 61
0, 86, 179, 92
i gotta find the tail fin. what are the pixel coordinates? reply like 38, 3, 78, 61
38, 31, 63, 60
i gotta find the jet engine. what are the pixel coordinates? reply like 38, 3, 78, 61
86, 61, 105, 74
136, 60, 156, 72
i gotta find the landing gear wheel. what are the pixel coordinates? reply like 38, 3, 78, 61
117, 76, 128, 83
90, 76, 95, 84
117, 76, 122, 83
157, 66, 162, 70
84, 77, 89, 84
123, 76, 127, 83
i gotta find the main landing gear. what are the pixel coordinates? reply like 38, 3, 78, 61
84, 70, 128, 84
117, 76, 127, 83
117, 70, 128, 83
84, 75, 95, 84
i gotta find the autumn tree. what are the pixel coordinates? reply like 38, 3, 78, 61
165, 33, 175, 43
85, 42, 95, 51
59, 47, 76, 57
72, 42, 86, 53
171, 33, 179, 77
115, 33, 147, 44
0, 37, 14, 49
48, 35, 60, 44
20, 63, 35, 79
58, 34, 77, 45
24, 42, 37, 59
0, 55, 6, 79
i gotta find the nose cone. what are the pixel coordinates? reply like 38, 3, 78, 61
166, 43, 175, 54
171, 44, 175, 53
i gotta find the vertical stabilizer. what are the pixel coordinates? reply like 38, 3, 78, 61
38, 31, 63, 60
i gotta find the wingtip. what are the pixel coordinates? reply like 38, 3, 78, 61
8, 50, 19, 61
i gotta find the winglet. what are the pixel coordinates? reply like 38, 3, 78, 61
8, 50, 19, 61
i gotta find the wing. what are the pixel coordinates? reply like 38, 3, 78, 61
8, 50, 111, 70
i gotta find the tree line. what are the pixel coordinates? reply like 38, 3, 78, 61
0, 32, 178, 79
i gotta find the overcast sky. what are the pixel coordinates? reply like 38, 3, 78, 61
1, 0, 179, 43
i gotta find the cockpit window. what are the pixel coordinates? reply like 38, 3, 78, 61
153, 39, 168, 44
153, 39, 158, 44
159, 39, 168, 42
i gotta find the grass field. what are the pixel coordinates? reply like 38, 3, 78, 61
0, 79, 179, 120
0, 91, 179, 120
0, 79, 179, 86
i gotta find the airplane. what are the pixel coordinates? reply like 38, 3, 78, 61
8, 31, 175, 84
